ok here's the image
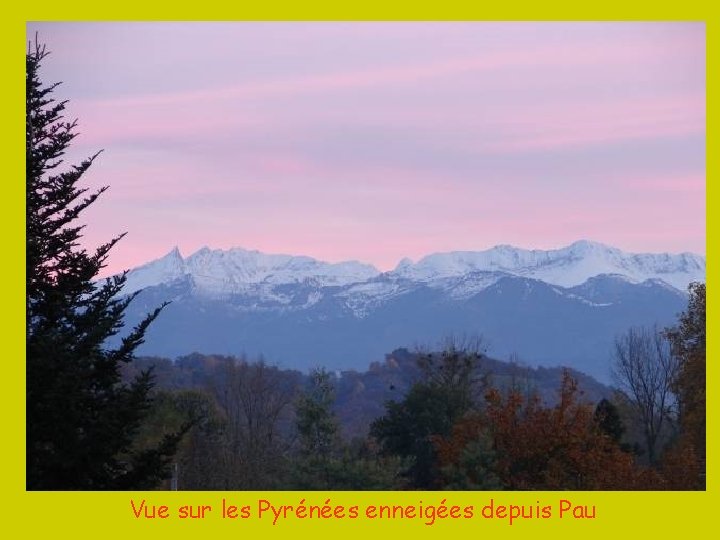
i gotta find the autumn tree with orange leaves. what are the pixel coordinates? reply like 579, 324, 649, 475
663, 282, 706, 489
436, 371, 661, 490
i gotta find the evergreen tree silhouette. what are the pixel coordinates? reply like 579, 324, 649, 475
26, 39, 183, 490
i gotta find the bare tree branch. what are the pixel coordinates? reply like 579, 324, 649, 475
611, 325, 679, 465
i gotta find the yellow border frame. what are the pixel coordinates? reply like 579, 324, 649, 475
3, 3, 715, 539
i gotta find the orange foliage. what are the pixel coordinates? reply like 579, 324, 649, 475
436, 370, 662, 490
659, 440, 704, 490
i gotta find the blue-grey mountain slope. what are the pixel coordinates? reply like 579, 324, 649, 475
114, 241, 702, 383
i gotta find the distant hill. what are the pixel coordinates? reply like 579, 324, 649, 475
127, 348, 615, 439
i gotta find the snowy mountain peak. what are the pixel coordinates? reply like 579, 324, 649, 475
565, 239, 610, 254
166, 245, 184, 261
192, 246, 212, 256
395, 257, 414, 271
122, 246, 187, 295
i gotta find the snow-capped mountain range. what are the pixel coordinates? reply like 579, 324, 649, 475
123, 240, 704, 299
116, 240, 704, 383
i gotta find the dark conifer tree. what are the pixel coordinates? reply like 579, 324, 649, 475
26, 40, 182, 490
594, 398, 625, 444
370, 347, 483, 489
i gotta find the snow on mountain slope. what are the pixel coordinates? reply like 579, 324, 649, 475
122, 246, 380, 296
392, 240, 704, 291
122, 246, 187, 296
182, 247, 379, 293
121, 240, 705, 299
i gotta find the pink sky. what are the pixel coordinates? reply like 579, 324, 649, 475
27, 22, 705, 274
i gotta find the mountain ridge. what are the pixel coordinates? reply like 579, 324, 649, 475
121, 240, 705, 298
111, 240, 703, 383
